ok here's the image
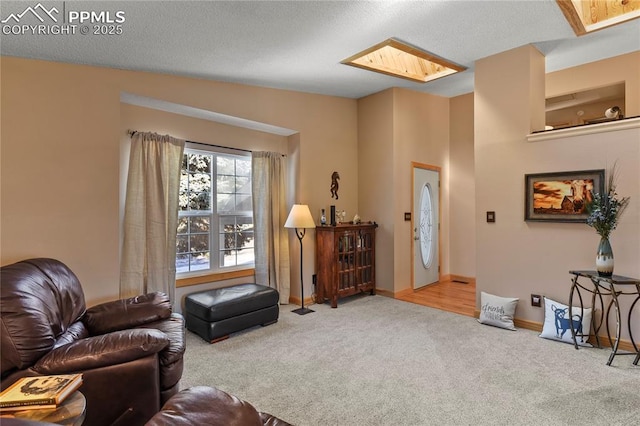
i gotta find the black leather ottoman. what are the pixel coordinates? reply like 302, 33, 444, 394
185, 283, 279, 343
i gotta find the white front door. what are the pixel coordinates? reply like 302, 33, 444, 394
413, 165, 440, 289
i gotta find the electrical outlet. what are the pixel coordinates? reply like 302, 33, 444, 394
531, 294, 542, 307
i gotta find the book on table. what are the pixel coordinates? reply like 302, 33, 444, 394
0, 374, 83, 411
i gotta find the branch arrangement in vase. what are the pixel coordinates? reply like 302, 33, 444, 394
585, 164, 630, 239
585, 163, 630, 277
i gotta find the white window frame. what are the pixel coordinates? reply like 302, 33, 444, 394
176, 143, 254, 277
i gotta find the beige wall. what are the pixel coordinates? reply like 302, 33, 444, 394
357, 88, 450, 294
392, 88, 450, 292
358, 89, 395, 292
1, 59, 121, 305
449, 93, 475, 278
475, 48, 640, 338
1, 57, 358, 307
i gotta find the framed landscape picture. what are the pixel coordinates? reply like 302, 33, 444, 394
524, 169, 605, 222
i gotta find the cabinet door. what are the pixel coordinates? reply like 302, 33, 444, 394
357, 229, 374, 289
337, 231, 356, 292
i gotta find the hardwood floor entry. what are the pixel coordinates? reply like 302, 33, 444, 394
396, 278, 476, 317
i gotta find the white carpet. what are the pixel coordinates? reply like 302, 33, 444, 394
181, 295, 640, 425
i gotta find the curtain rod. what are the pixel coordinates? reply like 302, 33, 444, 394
187, 140, 252, 154
127, 129, 256, 155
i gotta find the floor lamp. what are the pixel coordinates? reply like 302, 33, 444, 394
284, 204, 316, 315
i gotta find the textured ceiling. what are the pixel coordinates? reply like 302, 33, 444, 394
1, 0, 639, 99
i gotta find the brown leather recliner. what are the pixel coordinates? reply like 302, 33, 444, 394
145, 386, 292, 426
1, 258, 185, 426
0, 386, 292, 426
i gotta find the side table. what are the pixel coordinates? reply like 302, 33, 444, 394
569, 270, 640, 366
0, 391, 86, 426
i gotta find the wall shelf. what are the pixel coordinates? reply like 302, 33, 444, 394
527, 116, 640, 143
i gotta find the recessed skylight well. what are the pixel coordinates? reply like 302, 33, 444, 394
341, 38, 466, 83
556, 0, 640, 35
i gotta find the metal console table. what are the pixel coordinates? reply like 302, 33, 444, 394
569, 270, 640, 366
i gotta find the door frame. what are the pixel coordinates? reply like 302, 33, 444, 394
411, 161, 442, 289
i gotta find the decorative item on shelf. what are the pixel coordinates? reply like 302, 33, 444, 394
320, 209, 327, 226
330, 205, 336, 226
585, 163, 630, 277
284, 204, 316, 315
604, 106, 622, 120
353, 214, 361, 224
337, 210, 346, 224
330, 171, 340, 199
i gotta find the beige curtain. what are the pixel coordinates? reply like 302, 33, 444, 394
252, 151, 290, 304
120, 132, 185, 303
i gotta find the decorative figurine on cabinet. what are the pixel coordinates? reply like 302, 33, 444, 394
330, 171, 340, 199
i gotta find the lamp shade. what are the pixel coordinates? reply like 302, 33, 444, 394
284, 204, 316, 229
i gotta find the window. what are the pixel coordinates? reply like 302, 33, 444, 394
176, 145, 254, 275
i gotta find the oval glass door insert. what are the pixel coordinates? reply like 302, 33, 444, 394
419, 183, 434, 268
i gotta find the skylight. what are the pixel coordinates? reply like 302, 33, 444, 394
556, 0, 640, 35
341, 38, 466, 84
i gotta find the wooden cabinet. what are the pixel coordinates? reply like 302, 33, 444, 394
315, 222, 377, 308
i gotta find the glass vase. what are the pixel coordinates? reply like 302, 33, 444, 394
595, 237, 614, 277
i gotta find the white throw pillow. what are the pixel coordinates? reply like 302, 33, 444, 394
539, 297, 592, 347
478, 291, 518, 331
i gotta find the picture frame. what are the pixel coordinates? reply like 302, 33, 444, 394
524, 169, 605, 222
